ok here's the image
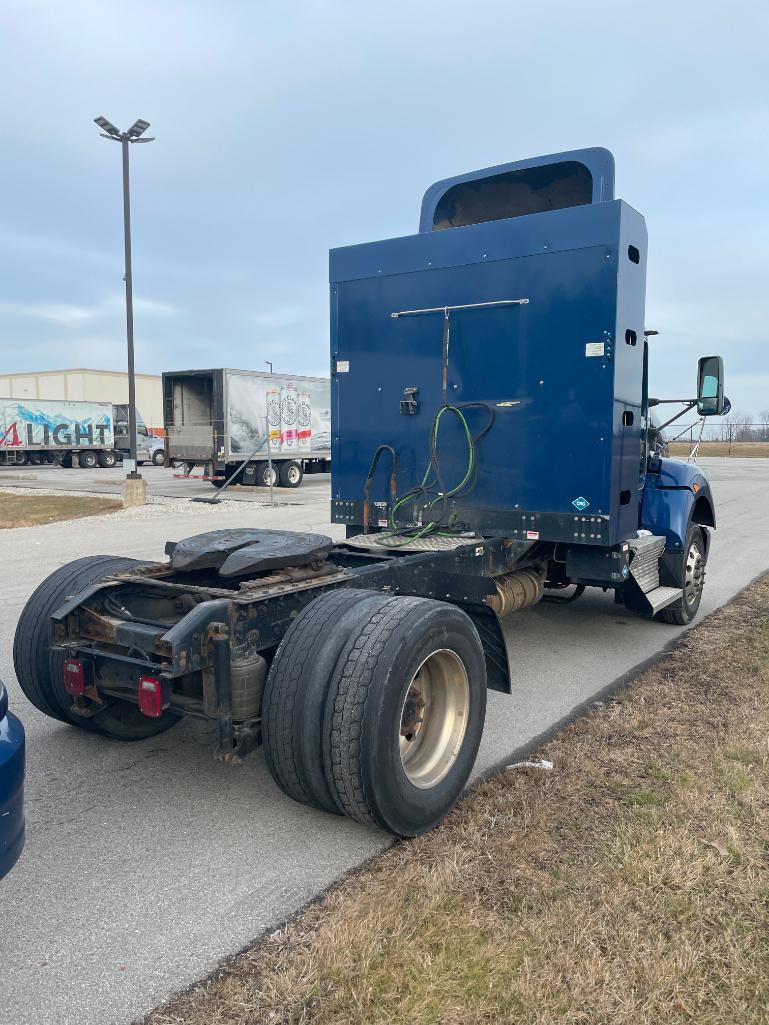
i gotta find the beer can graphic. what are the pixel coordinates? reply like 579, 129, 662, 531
280, 383, 298, 451
297, 391, 312, 451
266, 389, 282, 452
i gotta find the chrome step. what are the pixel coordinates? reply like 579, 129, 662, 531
628, 534, 666, 593
643, 585, 683, 614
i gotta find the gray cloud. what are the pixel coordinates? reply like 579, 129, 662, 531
0, 0, 766, 412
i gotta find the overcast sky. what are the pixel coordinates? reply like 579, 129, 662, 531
1, 0, 767, 418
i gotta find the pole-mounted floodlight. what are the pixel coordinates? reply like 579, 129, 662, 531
127, 118, 151, 139
93, 116, 155, 485
94, 115, 121, 138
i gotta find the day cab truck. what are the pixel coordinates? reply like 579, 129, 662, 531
0, 398, 163, 469
13, 148, 727, 837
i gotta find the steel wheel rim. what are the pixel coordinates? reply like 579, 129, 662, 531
684, 540, 704, 606
398, 649, 470, 789
287, 465, 301, 484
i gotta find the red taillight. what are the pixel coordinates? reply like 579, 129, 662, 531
138, 676, 163, 718
63, 659, 86, 696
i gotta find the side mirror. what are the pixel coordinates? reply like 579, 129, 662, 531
697, 355, 725, 416
721, 396, 731, 416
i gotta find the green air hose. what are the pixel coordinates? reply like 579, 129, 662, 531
374, 403, 479, 548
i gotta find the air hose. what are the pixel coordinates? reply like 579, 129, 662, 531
371, 301, 507, 547
375, 401, 493, 548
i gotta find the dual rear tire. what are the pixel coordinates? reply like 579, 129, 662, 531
210, 461, 305, 489
97, 450, 118, 468
13, 556, 180, 740
14, 560, 487, 836
262, 590, 487, 836
255, 460, 303, 488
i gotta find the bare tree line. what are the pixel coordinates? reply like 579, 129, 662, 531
671, 410, 769, 443
714, 409, 769, 442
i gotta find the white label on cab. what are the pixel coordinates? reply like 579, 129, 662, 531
585, 342, 605, 357
336, 360, 350, 373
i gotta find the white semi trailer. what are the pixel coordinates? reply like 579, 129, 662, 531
163, 368, 331, 488
0, 397, 162, 468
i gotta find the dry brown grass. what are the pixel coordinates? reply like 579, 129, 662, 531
669, 441, 769, 458
0, 493, 120, 528
145, 577, 769, 1025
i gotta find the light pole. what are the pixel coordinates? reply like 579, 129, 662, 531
265, 361, 273, 373
94, 116, 154, 490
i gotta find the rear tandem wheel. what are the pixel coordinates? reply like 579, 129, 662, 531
261, 591, 487, 836
13, 556, 180, 739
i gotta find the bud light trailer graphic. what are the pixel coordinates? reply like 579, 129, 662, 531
0, 399, 114, 451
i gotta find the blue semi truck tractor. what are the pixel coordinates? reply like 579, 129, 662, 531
12, 149, 727, 837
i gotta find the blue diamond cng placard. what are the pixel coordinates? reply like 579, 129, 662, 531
572, 496, 590, 511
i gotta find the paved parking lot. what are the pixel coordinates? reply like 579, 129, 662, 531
0, 462, 330, 504
1, 458, 768, 1025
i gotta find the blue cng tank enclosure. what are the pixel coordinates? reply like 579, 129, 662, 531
330, 148, 647, 547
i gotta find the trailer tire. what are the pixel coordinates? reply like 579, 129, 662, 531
263, 589, 392, 813
656, 523, 707, 626
279, 460, 303, 488
78, 450, 98, 469
98, 450, 117, 468
255, 461, 278, 487
323, 598, 487, 836
13, 555, 180, 740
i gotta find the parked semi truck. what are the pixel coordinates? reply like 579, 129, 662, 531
13, 148, 727, 837
0, 398, 163, 468
163, 368, 331, 488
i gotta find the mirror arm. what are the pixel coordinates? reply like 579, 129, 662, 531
655, 401, 698, 432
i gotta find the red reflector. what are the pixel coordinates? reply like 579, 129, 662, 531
138, 676, 163, 718
63, 659, 86, 696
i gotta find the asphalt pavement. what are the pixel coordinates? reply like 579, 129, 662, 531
0, 463, 330, 504
1, 458, 768, 1025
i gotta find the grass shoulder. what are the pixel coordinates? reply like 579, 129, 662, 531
0, 492, 121, 529
145, 575, 769, 1025
669, 441, 769, 458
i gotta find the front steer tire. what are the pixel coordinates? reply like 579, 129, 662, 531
323, 597, 487, 837
656, 522, 707, 626
262, 589, 392, 814
13, 556, 180, 740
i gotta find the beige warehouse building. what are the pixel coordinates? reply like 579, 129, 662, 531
0, 368, 164, 431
